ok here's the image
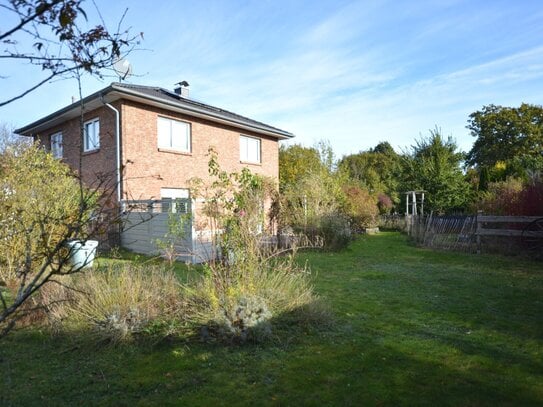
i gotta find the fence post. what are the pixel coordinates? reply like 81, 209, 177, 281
476, 210, 482, 254
423, 211, 433, 245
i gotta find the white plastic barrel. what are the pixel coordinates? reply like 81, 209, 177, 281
66, 240, 98, 269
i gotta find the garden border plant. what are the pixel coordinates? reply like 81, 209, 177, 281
181, 148, 326, 343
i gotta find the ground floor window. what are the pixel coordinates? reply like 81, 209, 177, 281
160, 188, 190, 213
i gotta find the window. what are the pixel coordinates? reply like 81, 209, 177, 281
161, 188, 190, 213
240, 135, 261, 163
157, 117, 191, 152
83, 118, 100, 152
50, 132, 63, 158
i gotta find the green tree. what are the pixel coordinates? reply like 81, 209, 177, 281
0, 144, 103, 335
278, 143, 351, 249
279, 144, 323, 192
338, 141, 401, 205
403, 129, 471, 214
466, 104, 543, 176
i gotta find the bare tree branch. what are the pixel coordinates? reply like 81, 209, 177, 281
0, 0, 63, 41
1, 0, 142, 106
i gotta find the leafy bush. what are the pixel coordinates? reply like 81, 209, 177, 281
316, 214, 352, 250
518, 178, 543, 215
0, 144, 96, 282
341, 185, 379, 230
0, 144, 104, 335
278, 171, 352, 250
475, 175, 543, 216
377, 193, 394, 214
215, 295, 272, 343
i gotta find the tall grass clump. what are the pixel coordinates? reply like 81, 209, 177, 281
44, 264, 185, 343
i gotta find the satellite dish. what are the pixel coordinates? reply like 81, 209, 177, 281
113, 58, 133, 81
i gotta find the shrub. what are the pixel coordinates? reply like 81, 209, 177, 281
187, 244, 320, 343
278, 172, 352, 250
185, 150, 325, 342
317, 214, 352, 250
476, 177, 543, 215
341, 185, 379, 230
215, 295, 272, 343
377, 193, 394, 214
477, 177, 522, 215
0, 144, 108, 335
0, 144, 96, 282
519, 178, 543, 215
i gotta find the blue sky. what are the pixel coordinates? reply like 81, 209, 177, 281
2, 0, 543, 157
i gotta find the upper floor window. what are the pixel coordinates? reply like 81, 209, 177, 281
50, 132, 63, 159
240, 135, 261, 163
157, 117, 191, 153
83, 118, 100, 152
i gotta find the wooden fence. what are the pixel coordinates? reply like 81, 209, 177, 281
406, 214, 543, 257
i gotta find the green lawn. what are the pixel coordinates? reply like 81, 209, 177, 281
1, 232, 542, 406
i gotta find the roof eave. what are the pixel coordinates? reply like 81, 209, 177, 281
15, 85, 116, 136
16, 83, 295, 140
109, 83, 294, 140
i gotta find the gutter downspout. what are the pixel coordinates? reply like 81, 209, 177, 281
102, 98, 122, 207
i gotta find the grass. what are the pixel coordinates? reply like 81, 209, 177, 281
1, 232, 542, 406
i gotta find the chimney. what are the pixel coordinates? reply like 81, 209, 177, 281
174, 81, 189, 98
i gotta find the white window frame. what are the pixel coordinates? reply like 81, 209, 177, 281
50, 131, 63, 159
157, 116, 191, 153
161, 188, 190, 213
83, 118, 100, 152
240, 135, 261, 163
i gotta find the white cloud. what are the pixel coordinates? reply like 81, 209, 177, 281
276, 44, 543, 157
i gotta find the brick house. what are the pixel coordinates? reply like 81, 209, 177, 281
16, 82, 293, 261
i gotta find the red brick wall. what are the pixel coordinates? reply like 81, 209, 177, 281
35, 98, 280, 203
35, 104, 119, 190
120, 100, 279, 200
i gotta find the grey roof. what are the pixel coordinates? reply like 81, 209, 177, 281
16, 82, 294, 139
